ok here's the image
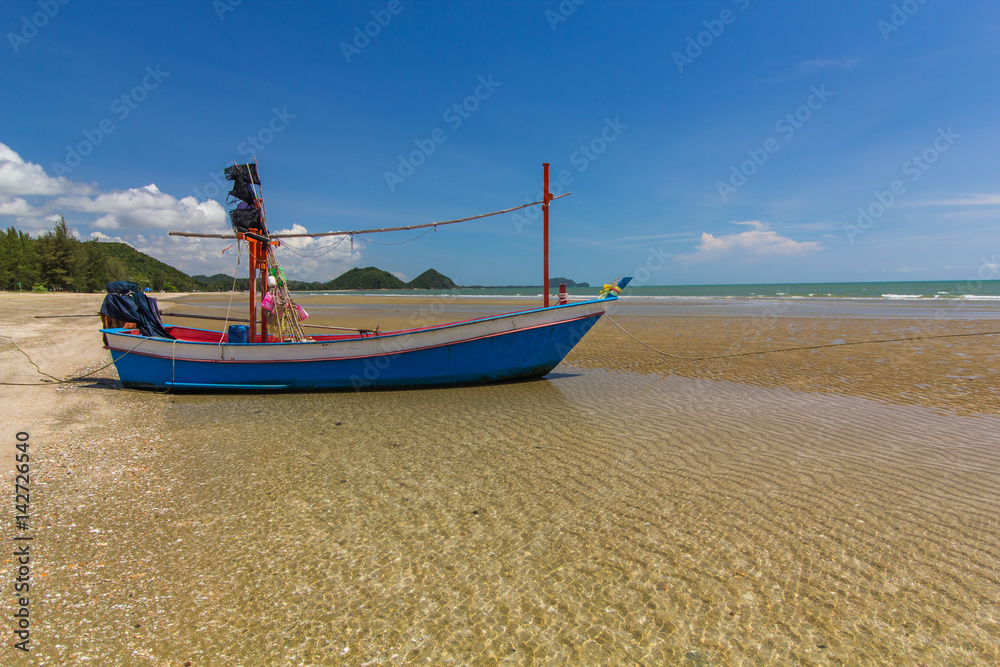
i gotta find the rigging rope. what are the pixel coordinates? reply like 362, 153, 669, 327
270, 194, 570, 238
168, 193, 571, 240
0, 334, 148, 386
352, 227, 436, 246
602, 314, 1000, 361
217, 240, 243, 356
278, 234, 351, 258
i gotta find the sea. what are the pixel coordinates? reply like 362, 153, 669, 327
287, 279, 1000, 322
296, 279, 1000, 300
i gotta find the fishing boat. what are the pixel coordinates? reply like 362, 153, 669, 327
99, 162, 631, 391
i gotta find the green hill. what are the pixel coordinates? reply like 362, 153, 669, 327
323, 266, 407, 290
549, 276, 589, 288
190, 273, 235, 285
91, 241, 199, 291
407, 269, 458, 289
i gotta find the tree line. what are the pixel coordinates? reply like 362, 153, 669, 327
0, 218, 186, 293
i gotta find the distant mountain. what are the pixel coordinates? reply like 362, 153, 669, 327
188, 267, 460, 291
407, 269, 457, 289
549, 277, 590, 288
324, 266, 407, 290
190, 273, 235, 284
191, 273, 249, 291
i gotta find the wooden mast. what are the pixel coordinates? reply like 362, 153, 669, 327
248, 237, 257, 342
542, 162, 551, 307
254, 158, 268, 343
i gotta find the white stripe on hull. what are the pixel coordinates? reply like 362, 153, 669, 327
104, 299, 612, 363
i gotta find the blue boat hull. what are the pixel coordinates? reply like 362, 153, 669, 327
109, 310, 604, 392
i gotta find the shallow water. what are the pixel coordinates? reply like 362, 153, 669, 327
178, 293, 1000, 321
34, 365, 1000, 665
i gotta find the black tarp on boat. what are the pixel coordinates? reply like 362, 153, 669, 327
100, 281, 173, 339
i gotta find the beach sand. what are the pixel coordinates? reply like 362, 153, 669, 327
2, 293, 998, 665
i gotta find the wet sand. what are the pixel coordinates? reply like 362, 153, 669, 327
2, 293, 999, 665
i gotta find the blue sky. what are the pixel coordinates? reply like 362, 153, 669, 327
2, 0, 998, 286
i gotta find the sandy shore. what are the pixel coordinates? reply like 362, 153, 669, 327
2, 293, 999, 665
0, 293, 188, 463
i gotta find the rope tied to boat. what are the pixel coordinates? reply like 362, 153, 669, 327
0, 333, 148, 386
602, 314, 1000, 361
168, 193, 572, 242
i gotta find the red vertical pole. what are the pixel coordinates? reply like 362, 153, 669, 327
248, 237, 257, 343
259, 266, 268, 342
543, 162, 551, 307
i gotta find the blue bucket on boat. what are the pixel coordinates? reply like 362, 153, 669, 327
228, 325, 249, 344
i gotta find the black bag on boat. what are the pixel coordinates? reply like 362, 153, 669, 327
225, 164, 260, 207
231, 207, 263, 233
225, 163, 260, 185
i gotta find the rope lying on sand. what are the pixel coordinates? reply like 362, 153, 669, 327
0, 334, 147, 387
602, 314, 1000, 362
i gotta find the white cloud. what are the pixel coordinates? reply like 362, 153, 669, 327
0, 195, 34, 217
0, 143, 93, 196
0, 142, 368, 282
0, 144, 226, 237
269, 224, 363, 282
681, 221, 823, 261
124, 224, 363, 282
54, 184, 228, 232
779, 221, 840, 232
90, 231, 132, 245
910, 193, 1000, 207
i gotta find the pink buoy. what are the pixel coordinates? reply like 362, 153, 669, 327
260, 293, 275, 312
